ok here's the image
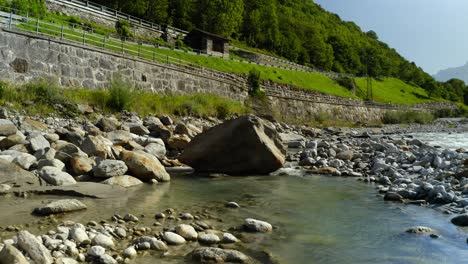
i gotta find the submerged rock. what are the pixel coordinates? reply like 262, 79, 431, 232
190, 247, 252, 263
33, 199, 87, 215
451, 214, 468, 226
179, 115, 285, 175
101, 175, 143, 188
405, 226, 435, 234
244, 218, 273, 233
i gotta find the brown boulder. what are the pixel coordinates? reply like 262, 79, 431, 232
120, 150, 170, 182
178, 115, 285, 175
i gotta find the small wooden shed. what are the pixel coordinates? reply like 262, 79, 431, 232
184, 29, 230, 57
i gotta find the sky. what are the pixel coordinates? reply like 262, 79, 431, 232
313, 0, 468, 75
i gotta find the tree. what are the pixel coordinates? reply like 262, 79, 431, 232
193, 0, 244, 37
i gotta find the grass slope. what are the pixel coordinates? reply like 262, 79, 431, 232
354, 78, 439, 105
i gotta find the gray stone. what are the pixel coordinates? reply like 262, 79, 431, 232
92, 234, 114, 248
190, 247, 252, 263
12, 153, 36, 170
38, 166, 76, 186
0, 184, 11, 194
198, 233, 220, 245
81, 135, 112, 159
175, 224, 198, 241
56, 258, 79, 264
33, 199, 87, 215
144, 140, 166, 160
106, 130, 132, 145
123, 247, 137, 259
69, 156, 94, 176
179, 115, 286, 175
0, 119, 17, 136
87, 245, 105, 257
101, 175, 143, 188
93, 160, 128, 178
96, 117, 121, 132
37, 159, 66, 171
336, 150, 354, 161
405, 226, 435, 234
0, 159, 40, 186
70, 226, 90, 245
120, 150, 170, 182
125, 122, 150, 136
163, 231, 186, 245
28, 132, 50, 151
0, 244, 29, 264
17, 230, 53, 264
244, 218, 273, 233
222, 233, 238, 243
159, 115, 173, 126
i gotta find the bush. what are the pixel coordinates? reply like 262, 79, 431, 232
336, 76, 356, 92
115, 19, 131, 39
107, 77, 134, 111
22, 79, 65, 104
12, 0, 46, 16
382, 111, 434, 124
0, 81, 6, 100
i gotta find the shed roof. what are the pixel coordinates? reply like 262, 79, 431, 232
189, 29, 230, 42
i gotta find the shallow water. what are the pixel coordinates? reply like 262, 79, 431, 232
1, 133, 468, 263
407, 132, 468, 150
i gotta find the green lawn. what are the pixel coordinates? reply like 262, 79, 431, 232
354, 77, 440, 105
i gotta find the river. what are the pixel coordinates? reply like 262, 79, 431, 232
0, 132, 467, 263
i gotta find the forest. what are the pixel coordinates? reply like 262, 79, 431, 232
4, 0, 468, 104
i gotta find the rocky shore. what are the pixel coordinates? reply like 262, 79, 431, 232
0, 106, 467, 263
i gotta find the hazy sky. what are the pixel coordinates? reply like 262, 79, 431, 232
313, 0, 468, 75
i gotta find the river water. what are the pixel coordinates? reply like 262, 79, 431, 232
1, 132, 468, 263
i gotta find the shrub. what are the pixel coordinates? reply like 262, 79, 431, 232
22, 79, 65, 104
382, 111, 434, 124
115, 19, 131, 39
107, 77, 134, 111
336, 76, 356, 92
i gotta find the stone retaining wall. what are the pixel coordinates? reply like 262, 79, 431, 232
0, 29, 248, 101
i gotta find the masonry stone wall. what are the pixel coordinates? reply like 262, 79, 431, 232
0, 30, 248, 101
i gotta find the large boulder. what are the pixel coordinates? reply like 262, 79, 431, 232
179, 115, 285, 175
93, 160, 128, 178
38, 166, 77, 186
0, 244, 29, 264
120, 150, 170, 182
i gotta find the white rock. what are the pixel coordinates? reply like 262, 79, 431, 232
175, 224, 198, 241
92, 234, 114, 248
162, 232, 186, 245
38, 166, 76, 186
17, 230, 53, 264
87, 245, 105, 257
244, 218, 273, 233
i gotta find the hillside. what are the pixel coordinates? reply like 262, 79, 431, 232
434, 62, 468, 83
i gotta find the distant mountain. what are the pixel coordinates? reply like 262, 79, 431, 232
434, 62, 468, 83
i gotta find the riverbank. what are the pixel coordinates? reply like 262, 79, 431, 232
0, 107, 467, 263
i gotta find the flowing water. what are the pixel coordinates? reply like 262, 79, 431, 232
1, 132, 468, 263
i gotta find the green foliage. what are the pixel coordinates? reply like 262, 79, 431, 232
107, 77, 134, 111
0, 81, 6, 100
382, 111, 435, 124
11, 0, 46, 16
336, 76, 356, 92
115, 19, 131, 39
22, 79, 66, 105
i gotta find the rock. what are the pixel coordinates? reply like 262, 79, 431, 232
222, 233, 238, 243
106, 130, 132, 145
308, 167, 341, 176
123, 247, 137, 259
54, 141, 86, 163
87, 245, 105, 257
0, 244, 29, 264
159, 115, 173, 126
336, 150, 354, 161
96, 117, 121, 132
99, 254, 117, 264
168, 134, 191, 150
38, 166, 77, 186
12, 153, 36, 170
384, 192, 404, 202
120, 150, 170, 182
131, 237, 167, 251
0, 184, 11, 194
92, 234, 114, 248
123, 214, 139, 222
405, 226, 435, 234
199, 233, 220, 245
451, 214, 468, 226
70, 226, 90, 245
101, 176, 143, 188
93, 160, 128, 178
17, 230, 53, 264
28, 132, 50, 152
175, 224, 198, 241
81, 136, 112, 159
37, 159, 66, 171
0, 159, 40, 186
125, 122, 150, 136
179, 115, 285, 175
190, 247, 252, 264
0, 134, 26, 149
162, 231, 186, 245
0, 119, 17, 136
144, 139, 166, 160
69, 156, 93, 176
226, 202, 240, 208
244, 218, 273, 233
33, 199, 87, 215
56, 258, 79, 264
